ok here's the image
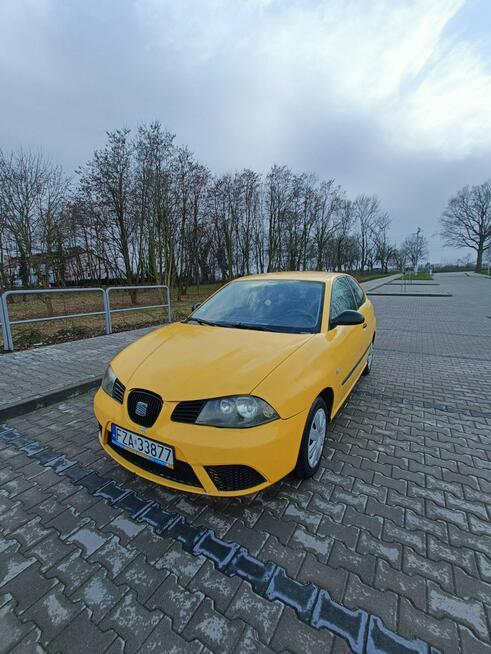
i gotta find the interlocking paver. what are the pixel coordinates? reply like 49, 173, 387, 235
114, 553, 169, 604
99, 590, 163, 653
1, 272, 491, 652
49, 608, 117, 654
0, 596, 39, 652
428, 580, 489, 641
344, 573, 398, 632
71, 568, 128, 623
270, 605, 335, 652
8, 627, 44, 654
459, 626, 491, 654
147, 572, 204, 630
227, 580, 283, 643
24, 586, 81, 645
375, 560, 426, 611
139, 615, 204, 654
188, 559, 242, 612
182, 598, 244, 653
403, 547, 454, 592
1, 562, 57, 614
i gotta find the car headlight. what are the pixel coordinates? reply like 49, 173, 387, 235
196, 395, 278, 428
101, 365, 117, 397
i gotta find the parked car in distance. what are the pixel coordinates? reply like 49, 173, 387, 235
94, 271, 376, 496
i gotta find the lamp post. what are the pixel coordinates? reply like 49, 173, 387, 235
415, 227, 421, 275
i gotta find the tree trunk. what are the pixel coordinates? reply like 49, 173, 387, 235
475, 243, 483, 272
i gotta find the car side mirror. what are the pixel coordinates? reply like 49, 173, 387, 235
330, 310, 364, 329
191, 303, 201, 311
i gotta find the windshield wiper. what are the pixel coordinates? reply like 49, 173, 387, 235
187, 318, 310, 333
219, 322, 289, 332
186, 317, 220, 327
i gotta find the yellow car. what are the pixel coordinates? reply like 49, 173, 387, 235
94, 272, 376, 496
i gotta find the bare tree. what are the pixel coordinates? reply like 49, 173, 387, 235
78, 129, 136, 294
401, 229, 428, 270
1, 122, 402, 294
440, 181, 491, 272
372, 214, 395, 273
353, 194, 381, 272
0, 148, 69, 295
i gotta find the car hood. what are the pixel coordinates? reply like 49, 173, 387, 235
112, 322, 313, 401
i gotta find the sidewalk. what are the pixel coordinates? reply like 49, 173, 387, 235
0, 327, 155, 418
0, 275, 397, 418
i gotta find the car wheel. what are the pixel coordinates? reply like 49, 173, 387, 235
294, 397, 328, 479
362, 342, 374, 376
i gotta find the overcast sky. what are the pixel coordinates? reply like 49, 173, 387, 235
1, 0, 491, 262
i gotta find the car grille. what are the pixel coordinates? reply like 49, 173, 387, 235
171, 400, 206, 424
110, 441, 202, 488
127, 389, 163, 428
205, 465, 266, 492
112, 379, 126, 404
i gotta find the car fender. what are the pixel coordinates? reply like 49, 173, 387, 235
252, 333, 340, 419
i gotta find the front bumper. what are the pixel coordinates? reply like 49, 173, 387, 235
94, 388, 308, 497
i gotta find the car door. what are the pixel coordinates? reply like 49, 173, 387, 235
346, 276, 373, 354
328, 276, 366, 404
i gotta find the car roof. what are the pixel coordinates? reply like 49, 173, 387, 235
236, 271, 345, 283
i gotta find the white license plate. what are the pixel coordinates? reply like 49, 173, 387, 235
111, 425, 174, 469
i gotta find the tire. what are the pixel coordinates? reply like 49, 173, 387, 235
294, 397, 328, 479
362, 341, 374, 376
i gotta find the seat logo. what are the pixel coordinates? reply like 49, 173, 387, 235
135, 401, 148, 417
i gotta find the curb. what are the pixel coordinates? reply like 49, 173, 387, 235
0, 376, 102, 421
360, 274, 400, 292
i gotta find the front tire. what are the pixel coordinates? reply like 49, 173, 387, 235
294, 397, 328, 479
362, 342, 374, 376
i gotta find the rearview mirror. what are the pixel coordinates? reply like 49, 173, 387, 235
191, 302, 201, 311
330, 310, 365, 329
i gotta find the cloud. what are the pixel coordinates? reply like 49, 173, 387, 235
0, 0, 490, 259
135, 0, 490, 157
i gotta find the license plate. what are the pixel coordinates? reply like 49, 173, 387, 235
110, 425, 174, 469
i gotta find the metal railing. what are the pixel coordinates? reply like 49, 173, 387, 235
0, 285, 171, 352
104, 285, 171, 334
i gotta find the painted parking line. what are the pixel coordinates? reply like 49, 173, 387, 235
0, 423, 439, 654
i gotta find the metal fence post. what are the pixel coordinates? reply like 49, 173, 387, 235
166, 285, 172, 322
103, 289, 112, 334
1, 292, 14, 352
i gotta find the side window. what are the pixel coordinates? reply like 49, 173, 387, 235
347, 278, 365, 308
330, 277, 357, 321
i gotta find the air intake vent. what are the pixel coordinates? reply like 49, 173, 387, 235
127, 389, 163, 428
110, 441, 202, 488
205, 465, 266, 492
112, 379, 126, 404
171, 400, 206, 423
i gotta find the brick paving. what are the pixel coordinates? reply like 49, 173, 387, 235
0, 327, 155, 411
0, 272, 490, 653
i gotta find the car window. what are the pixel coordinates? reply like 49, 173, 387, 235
330, 277, 357, 320
191, 280, 325, 334
347, 277, 365, 308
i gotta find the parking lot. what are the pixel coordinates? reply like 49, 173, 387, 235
1, 272, 490, 653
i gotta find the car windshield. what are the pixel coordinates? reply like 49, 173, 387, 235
188, 280, 325, 333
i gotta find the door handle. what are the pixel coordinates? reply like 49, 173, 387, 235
362, 323, 367, 329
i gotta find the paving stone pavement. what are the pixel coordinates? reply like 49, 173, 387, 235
0, 272, 490, 653
0, 327, 156, 411
0, 275, 398, 413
